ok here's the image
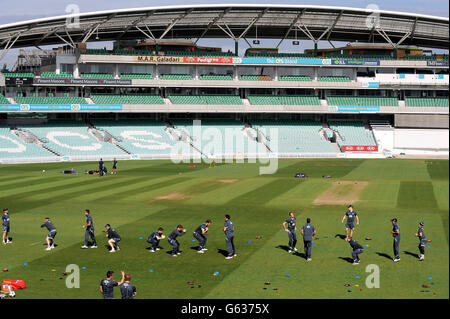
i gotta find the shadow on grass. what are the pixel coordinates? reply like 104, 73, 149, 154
339, 257, 354, 264
190, 246, 201, 251
335, 234, 347, 240
294, 252, 307, 260
276, 245, 291, 252
404, 251, 419, 259
376, 252, 392, 260
217, 248, 229, 257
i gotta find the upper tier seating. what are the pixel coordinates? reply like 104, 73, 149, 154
279, 75, 312, 81
169, 95, 243, 105
318, 76, 350, 82
41, 72, 74, 78
0, 94, 10, 104
160, 74, 193, 80
246, 53, 315, 59
80, 73, 115, 79
90, 95, 165, 105
1, 72, 35, 78
240, 75, 273, 81
248, 95, 320, 106
15, 96, 87, 105
120, 74, 153, 80
200, 75, 233, 81
324, 54, 394, 60
328, 121, 377, 147
405, 97, 449, 107
327, 96, 398, 107
165, 51, 236, 57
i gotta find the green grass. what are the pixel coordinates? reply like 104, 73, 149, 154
0, 159, 448, 299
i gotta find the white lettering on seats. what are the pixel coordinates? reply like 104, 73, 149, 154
0, 135, 27, 153
120, 131, 171, 150
46, 131, 102, 151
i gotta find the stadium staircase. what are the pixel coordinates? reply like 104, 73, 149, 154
11, 128, 61, 156
88, 125, 130, 155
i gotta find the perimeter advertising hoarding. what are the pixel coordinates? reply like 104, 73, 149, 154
33, 78, 132, 85
427, 61, 449, 67
0, 104, 123, 111
342, 145, 379, 152
330, 59, 380, 66
328, 105, 380, 112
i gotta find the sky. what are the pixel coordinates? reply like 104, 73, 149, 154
0, 0, 449, 67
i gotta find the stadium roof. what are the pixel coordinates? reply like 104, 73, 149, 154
0, 4, 448, 53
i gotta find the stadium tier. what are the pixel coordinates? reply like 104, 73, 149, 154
327, 96, 399, 107
165, 50, 236, 57
200, 75, 233, 81
14, 96, 87, 105
40, 72, 73, 78
80, 73, 115, 79
246, 52, 315, 59
250, 120, 337, 154
405, 97, 449, 107
248, 95, 320, 106
169, 95, 243, 105
0, 126, 57, 160
324, 54, 394, 60
328, 121, 377, 147
279, 75, 312, 81
240, 75, 273, 81
90, 94, 165, 105
160, 74, 193, 80
120, 74, 153, 80
318, 76, 351, 82
0, 94, 10, 104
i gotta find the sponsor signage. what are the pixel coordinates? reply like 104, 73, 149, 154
331, 59, 380, 66
135, 56, 184, 63
427, 61, 449, 67
328, 105, 380, 112
342, 145, 379, 152
33, 78, 132, 85
0, 104, 122, 111
183, 57, 233, 64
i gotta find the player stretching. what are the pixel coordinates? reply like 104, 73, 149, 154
104, 224, 121, 253
282, 212, 297, 253
193, 220, 211, 253
415, 222, 427, 261
41, 217, 57, 251
2, 209, 11, 245
342, 205, 359, 240
82, 209, 97, 249
168, 225, 187, 257
147, 228, 165, 252
347, 237, 364, 265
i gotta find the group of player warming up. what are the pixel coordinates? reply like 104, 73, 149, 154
2, 205, 429, 263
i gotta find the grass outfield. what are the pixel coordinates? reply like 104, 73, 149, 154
0, 158, 448, 299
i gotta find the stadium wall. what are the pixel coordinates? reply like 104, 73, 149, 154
394, 114, 449, 128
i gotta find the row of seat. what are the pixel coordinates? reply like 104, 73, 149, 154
327, 96, 398, 107
248, 95, 321, 106
405, 97, 449, 107
91, 95, 165, 105
15, 96, 88, 105
168, 95, 243, 105
0, 93, 10, 104
328, 121, 377, 147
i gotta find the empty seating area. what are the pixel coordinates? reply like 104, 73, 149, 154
402, 55, 449, 61
329, 121, 377, 147
169, 95, 243, 105
318, 76, 350, 82
93, 121, 174, 155
248, 95, 320, 106
246, 53, 314, 59
405, 97, 449, 107
81, 73, 115, 79
279, 75, 312, 81
327, 96, 398, 107
250, 120, 337, 154
1, 72, 35, 78
120, 74, 153, 80
41, 72, 73, 78
166, 50, 236, 57
240, 75, 273, 81
324, 54, 393, 60
15, 96, 87, 105
200, 75, 233, 81
90, 94, 164, 105
160, 74, 193, 80
0, 94, 10, 104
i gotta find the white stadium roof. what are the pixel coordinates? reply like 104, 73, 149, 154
0, 4, 448, 51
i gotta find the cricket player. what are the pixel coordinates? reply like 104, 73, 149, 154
301, 218, 316, 261
99, 158, 104, 177
415, 222, 427, 261
82, 209, 97, 249
100, 270, 125, 299
391, 218, 400, 262
282, 212, 297, 253
224, 214, 236, 259
120, 273, 137, 299
347, 237, 364, 265
105, 224, 121, 253
41, 217, 57, 251
2, 208, 11, 245
193, 220, 211, 253
342, 205, 359, 240
112, 158, 118, 175
168, 225, 187, 257
147, 228, 165, 252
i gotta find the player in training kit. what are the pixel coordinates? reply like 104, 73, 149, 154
224, 215, 236, 259
347, 237, 364, 265
120, 273, 137, 299
2, 208, 11, 245
105, 224, 121, 253
391, 218, 400, 262
82, 209, 97, 249
99, 158, 104, 177
415, 222, 427, 261
301, 218, 317, 261
100, 270, 125, 299
147, 228, 165, 252
193, 220, 211, 253
342, 205, 359, 240
283, 212, 297, 253
41, 217, 57, 251
112, 158, 118, 175
168, 225, 187, 257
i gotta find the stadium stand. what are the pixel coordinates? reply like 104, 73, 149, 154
166, 50, 236, 57
93, 121, 175, 156
41, 72, 73, 78
0, 94, 10, 104
90, 94, 164, 105
240, 75, 273, 81
405, 97, 449, 107
15, 96, 87, 105
250, 120, 337, 154
120, 73, 153, 80
80, 73, 115, 79
160, 74, 193, 80
0, 126, 57, 160
328, 121, 377, 147
246, 52, 315, 59
402, 55, 449, 61
279, 75, 312, 81
18, 122, 124, 157
324, 54, 394, 60
318, 76, 351, 82
1, 72, 35, 78
248, 95, 320, 106
327, 96, 398, 107
169, 95, 243, 105
200, 75, 233, 81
